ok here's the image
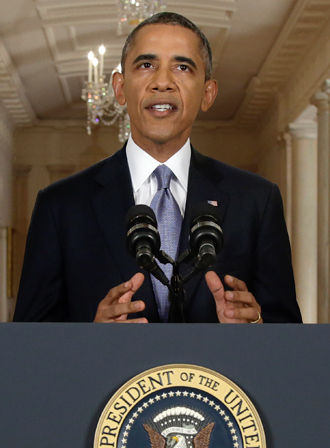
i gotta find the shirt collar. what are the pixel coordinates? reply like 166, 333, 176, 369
126, 134, 191, 192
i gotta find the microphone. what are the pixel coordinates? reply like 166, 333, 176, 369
190, 203, 224, 266
182, 203, 224, 283
126, 205, 170, 286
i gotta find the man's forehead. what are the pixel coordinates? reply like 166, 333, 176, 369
127, 24, 201, 55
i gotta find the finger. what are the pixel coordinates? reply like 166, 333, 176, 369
94, 273, 145, 323
224, 275, 248, 292
114, 317, 149, 323
94, 299, 145, 323
115, 299, 146, 321
224, 305, 263, 323
206, 271, 230, 323
205, 271, 225, 304
224, 290, 256, 306
103, 280, 134, 306
105, 300, 146, 321
222, 299, 248, 310
115, 273, 145, 320
118, 273, 145, 304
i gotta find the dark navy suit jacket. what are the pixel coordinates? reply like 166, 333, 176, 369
14, 146, 302, 323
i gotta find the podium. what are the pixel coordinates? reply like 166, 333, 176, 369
0, 323, 329, 447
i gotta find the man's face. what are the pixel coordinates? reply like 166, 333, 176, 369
113, 24, 217, 154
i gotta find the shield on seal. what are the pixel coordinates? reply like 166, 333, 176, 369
143, 406, 214, 448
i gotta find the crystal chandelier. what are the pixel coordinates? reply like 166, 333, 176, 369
81, 0, 166, 142
117, 0, 167, 35
81, 56, 130, 142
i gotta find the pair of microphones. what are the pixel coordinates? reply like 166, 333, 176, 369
126, 203, 224, 322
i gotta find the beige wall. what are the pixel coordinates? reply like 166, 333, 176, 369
191, 126, 259, 170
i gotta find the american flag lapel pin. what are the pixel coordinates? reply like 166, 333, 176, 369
207, 200, 218, 207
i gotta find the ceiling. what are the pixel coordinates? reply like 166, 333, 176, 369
0, 0, 329, 130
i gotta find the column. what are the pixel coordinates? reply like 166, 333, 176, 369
277, 132, 293, 240
288, 120, 318, 323
311, 88, 330, 323
12, 165, 31, 312
0, 227, 7, 321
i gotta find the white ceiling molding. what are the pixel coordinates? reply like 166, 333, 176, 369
235, 0, 330, 128
278, 12, 330, 131
35, 1, 119, 25
0, 40, 35, 125
36, 0, 238, 77
167, 0, 238, 28
31, 0, 239, 126
1, 0, 329, 132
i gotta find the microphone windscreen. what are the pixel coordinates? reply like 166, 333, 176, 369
190, 202, 222, 225
126, 204, 157, 228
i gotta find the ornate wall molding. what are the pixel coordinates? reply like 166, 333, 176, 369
278, 13, 330, 130
237, 0, 330, 129
0, 102, 14, 155
0, 40, 35, 126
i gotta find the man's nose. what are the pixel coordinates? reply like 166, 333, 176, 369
149, 67, 176, 91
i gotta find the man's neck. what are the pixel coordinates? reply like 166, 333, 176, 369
130, 134, 190, 163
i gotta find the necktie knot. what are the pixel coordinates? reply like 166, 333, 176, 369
154, 165, 173, 190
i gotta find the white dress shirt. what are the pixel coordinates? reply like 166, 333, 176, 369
126, 134, 191, 217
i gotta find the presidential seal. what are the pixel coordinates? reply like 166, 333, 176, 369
94, 364, 266, 448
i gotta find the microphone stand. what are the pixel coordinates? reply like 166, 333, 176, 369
157, 248, 211, 323
153, 250, 185, 323
168, 261, 186, 323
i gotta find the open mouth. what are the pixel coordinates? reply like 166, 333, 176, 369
150, 104, 175, 112
145, 99, 178, 115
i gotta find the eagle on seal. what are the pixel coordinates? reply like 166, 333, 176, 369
143, 422, 215, 448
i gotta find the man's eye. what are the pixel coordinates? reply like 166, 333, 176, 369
140, 62, 153, 69
178, 64, 190, 71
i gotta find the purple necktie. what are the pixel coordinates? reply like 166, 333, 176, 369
150, 165, 182, 322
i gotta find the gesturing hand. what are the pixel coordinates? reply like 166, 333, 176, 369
94, 273, 148, 323
205, 271, 263, 324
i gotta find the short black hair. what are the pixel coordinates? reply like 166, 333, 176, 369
120, 12, 213, 81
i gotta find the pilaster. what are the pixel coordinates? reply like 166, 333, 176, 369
12, 164, 32, 301
311, 87, 330, 323
288, 120, 318, 323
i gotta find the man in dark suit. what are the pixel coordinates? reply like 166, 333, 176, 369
14, 12, 302, 324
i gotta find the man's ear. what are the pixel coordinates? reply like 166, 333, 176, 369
201, 79, 218, 112
112, 72, 126, 106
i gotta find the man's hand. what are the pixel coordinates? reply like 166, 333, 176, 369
94, 273, 148, 323
205, 271, 263, 324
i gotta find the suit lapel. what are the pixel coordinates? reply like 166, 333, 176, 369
179, 148, 230, 308
91, 147, 159, 319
